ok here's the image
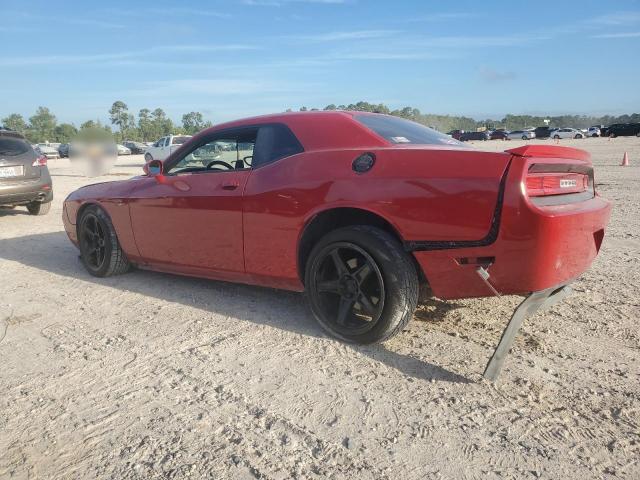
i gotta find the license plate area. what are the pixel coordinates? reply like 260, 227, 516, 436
0, 165, 25, 178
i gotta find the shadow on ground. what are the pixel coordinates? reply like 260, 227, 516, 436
0, 231, 471, 384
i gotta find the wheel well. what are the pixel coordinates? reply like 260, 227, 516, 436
297, 207, 424, 285
75, 202, 101, 235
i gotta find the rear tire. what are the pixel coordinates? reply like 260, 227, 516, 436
78, 205, 130, 277
554, 134, 560, 140
27, 201, 51, 216
305, 225, 419, 344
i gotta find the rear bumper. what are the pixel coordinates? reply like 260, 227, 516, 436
0, 174, 53, 206
412, 161, 612, 299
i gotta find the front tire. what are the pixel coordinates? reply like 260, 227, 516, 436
305, 226, 419, 344
609, 132, 617, 138
554, 134, 560, 140
27, 201, 51, 216
78, 205, 130, 277
144, 153, 153, 163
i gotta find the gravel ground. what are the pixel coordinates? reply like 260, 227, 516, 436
1, 137, 638, 479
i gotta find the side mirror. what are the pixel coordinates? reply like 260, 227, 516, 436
144, 159, 164, 177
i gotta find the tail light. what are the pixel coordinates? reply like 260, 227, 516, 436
525, 163, 594, 205
526, 172, 589, 197
32, 155, 47, 167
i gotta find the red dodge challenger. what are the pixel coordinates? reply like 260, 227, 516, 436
63, 111, 611, 378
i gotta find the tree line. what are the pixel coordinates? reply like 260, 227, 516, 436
294, 102, 640, 133
1, 101, 212, 144
3, 100, 639, 144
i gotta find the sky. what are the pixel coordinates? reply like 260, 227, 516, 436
1, 0, 640, 126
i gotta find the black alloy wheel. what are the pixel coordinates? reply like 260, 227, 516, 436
80, 212, 108, 272
308, 242, 385, 336
78, 206, 130, 277
305, 226, 419, 344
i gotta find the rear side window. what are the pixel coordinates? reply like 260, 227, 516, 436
253, 124, 304, 167
0, 137, 31, 156
172, 136, 190, 145
355, 114, 464, 146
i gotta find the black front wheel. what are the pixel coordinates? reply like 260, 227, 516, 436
305, 226, 419, 344
78, 206, 130, 277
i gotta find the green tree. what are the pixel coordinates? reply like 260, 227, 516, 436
138, 108, 154, 141
54, 123, 78, 143
2, 113, 28, 135
28, 107, 57, 143
151, 108, 173, 138
182, 111, 206, 135
109, 101, 135, 141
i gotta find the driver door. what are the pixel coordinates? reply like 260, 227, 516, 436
128, 128, 256, 275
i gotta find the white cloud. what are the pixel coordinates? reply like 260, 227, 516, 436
592, 31, 640, 38
288, 30, 398, 42
0, 45, 259, 67
243, 0, 347, 6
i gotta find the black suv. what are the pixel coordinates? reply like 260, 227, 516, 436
534, 126, 553, 139
607, 123, 640, 138
459, 131, 489, 141
0, 129, 53, 215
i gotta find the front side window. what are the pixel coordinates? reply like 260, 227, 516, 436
355, 114, 464, 146
168, 129, 257, 175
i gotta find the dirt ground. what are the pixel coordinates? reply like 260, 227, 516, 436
1, 137, 638, 479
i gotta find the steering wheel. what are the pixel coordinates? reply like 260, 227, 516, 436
205, 160, 234, 170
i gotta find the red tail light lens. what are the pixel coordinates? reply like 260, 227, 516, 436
526, 172, 589, 197
32, 155, 47, 167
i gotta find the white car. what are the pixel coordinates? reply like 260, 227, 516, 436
588, 126, 601, 137
35, 143, 60, 159
144, 135, 192, 162
551, 128, 585, 140
116, 144, 131, 155
506, 130, 535, 140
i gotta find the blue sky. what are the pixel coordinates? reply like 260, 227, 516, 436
2, 0, 640, 125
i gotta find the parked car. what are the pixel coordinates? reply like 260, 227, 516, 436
587, 126, 602, 137
459, 131, 489, 141
123, 141, 147, 154
551, 128, 585, 139
62, 109, 611, 379
507, 130, 535, 140
116, 144, 132, 156
446, 129, 464, 140
144, 135, 192, 162
534, 126, 553, 139
35, 143, 60, 159
489, 130, 509, 140
0, 129, 53, 215
58, 143, 70, 158
607, 123, 640, 138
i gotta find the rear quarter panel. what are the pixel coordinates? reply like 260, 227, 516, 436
242, 147, 511, 287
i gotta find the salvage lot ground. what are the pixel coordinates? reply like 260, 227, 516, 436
0, 137, 638, 479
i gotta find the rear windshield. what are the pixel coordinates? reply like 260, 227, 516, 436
172, 136, 191, 145
0, 137, 31, 156
355, 114, 464, 146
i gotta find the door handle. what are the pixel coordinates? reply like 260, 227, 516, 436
222, 181, 239, 190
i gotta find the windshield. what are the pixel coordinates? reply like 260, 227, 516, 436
0, 137, 31, 156
355, 114, 464, 146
